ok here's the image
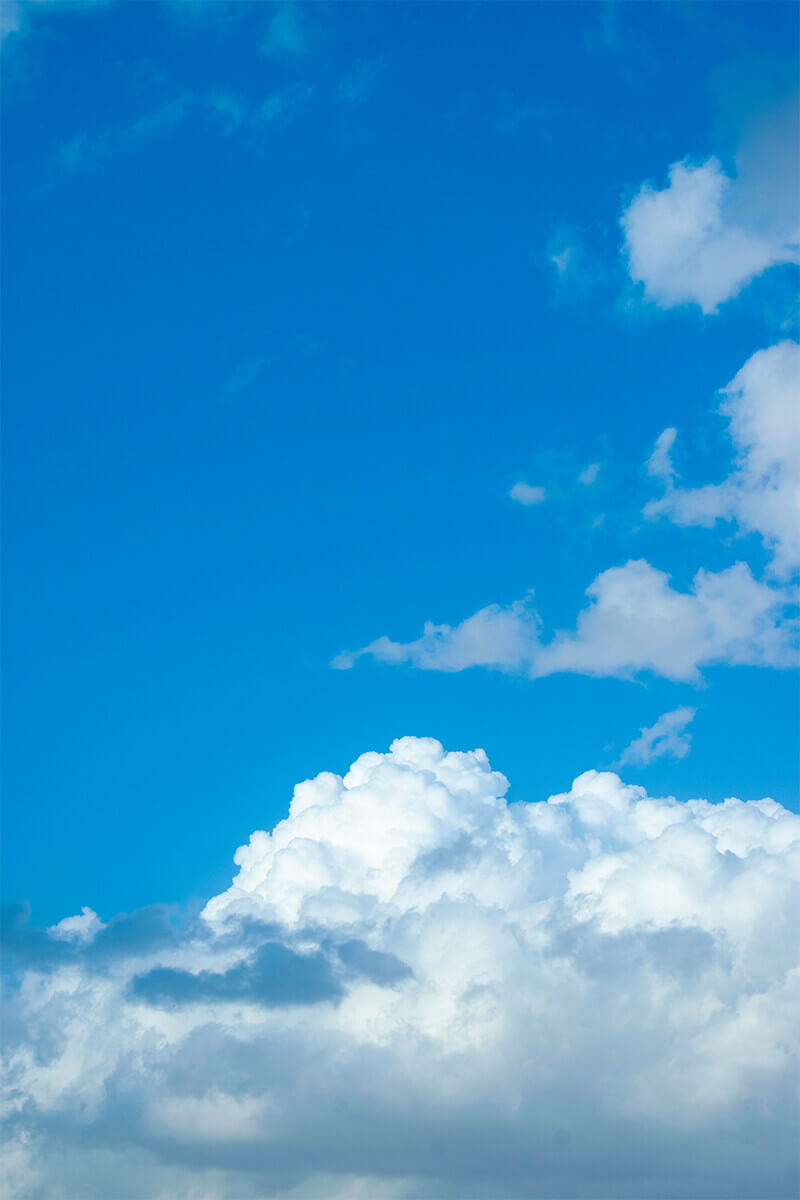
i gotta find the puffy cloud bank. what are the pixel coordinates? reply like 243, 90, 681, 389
3, 738, 799, 1199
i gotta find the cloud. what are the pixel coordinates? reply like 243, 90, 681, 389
333, 559, 797, 682
3, 738, 799, 1198
509, 482, 546, 506
621, 100, 799, 312
578, 462, 601, 486
646, 427, 677, 483
262, 3, 307, 57
546, 228, 613, 302
1, 0, 109, 47
58, 84, 313, 172
129, 941, 344, 1009
645, 341, 800, 576
49, 906, 103, 943
618, 706, 696, 766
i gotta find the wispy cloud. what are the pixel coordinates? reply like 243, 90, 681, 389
262, 2, 308, 57
222, 358, 266, 402
59, 84, 313, 171
618, 706, 696, 766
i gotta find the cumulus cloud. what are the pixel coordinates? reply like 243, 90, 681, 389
645, 341, 800, 576
618, 706, 696, 766
621, 99, 799, 312
2, 738, 799, 1199
333, 559, 797, 681
509, 482, 546, 505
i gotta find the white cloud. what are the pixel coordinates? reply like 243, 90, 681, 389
509, 482, 546, 505
578, 462, 601, 486
48, 907, 103, 943
4, 738, 799, 1198
621, 100, 799, 313
645, 342, 800, 576
333, 559, 797, 682
618, 706, 696, 766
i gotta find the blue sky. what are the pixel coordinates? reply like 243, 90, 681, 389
2, 4, 799, 1199
4, 1, 797, 926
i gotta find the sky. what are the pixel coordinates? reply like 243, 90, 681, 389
1, 3, 799, 1199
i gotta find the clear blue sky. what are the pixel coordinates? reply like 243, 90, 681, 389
3, 0, 798, 926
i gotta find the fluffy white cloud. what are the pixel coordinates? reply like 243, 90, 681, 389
509, 482, 546, 505
3, 738, 799, 1198
623, 103, 800, 316
621, 101, 799, 312
618, 705, 696, 766
621, 158, 792, 311
333, 559, 797, 681
645, 341, 800, 576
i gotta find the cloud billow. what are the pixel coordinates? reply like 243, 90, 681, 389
2, 738, 798, 1199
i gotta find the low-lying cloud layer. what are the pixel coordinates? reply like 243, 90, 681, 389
3, 738, 798, 1198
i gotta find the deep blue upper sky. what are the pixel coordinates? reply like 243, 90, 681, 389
3, 1, 798, 923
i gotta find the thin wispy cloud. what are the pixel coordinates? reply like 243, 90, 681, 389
618, 705, 696, 766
